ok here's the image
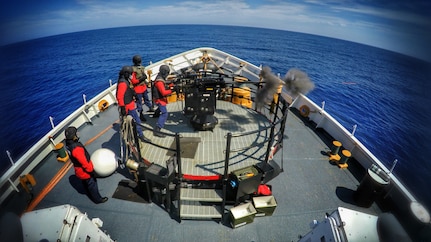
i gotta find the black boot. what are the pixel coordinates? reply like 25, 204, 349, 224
139, 135, 151, 143
152, 108, 160, 118
139, 112, 147, 122
153, 126, 166, 138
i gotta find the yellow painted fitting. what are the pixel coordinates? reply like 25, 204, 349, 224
272, 84, 284, 104
329, 154, 341, 162
337, 162, 349, 169
232, 87, 252, 108
339, 150, 351, 164
19, 174, 36, 193
57, 153, 69, 162
98, 99, 109, 112
330, 141, 342, 155
234, 76, 248, 82
55, 142, 69, 162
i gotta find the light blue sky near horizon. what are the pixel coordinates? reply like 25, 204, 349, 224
1, 0, 430, 61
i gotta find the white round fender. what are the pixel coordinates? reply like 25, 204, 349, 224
91, 148, 118, 177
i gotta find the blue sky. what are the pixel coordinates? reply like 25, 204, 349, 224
1, 0, 430, 61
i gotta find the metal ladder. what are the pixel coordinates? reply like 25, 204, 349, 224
179, 187, 224, 220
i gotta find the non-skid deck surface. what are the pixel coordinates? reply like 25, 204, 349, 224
140, 100, 272, 176
166, 137, 201, 158
112, 179, 149, 203
5, 103, 382, 242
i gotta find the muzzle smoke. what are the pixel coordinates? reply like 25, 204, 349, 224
282, 68, 314, 96
255, 67, 314, 109
255, 66, 281, 109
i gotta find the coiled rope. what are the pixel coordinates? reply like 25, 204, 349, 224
120, 115, 137, 162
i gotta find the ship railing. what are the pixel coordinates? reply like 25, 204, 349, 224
289, 93, 426, 223
129, 83, 288, 220
0, 83, 118, 205
219, 89, 289, 220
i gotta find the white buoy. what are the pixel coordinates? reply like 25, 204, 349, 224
90, 148, 117, 177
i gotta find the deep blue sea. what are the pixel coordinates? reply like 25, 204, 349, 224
1, 25, 430, 208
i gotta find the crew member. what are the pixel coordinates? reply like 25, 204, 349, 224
65, 126, 108, 204
116, 66, 151, 143
131, 55, 154, 122
152, 65, 175, 137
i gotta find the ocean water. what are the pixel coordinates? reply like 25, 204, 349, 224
1, 25, 430, 208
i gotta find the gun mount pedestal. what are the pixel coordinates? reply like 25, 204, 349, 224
181, 69, 225, 131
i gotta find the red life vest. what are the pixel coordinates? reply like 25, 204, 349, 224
116, 76, 136, 112
153, 78, 172, 106
66, 140, 94, 180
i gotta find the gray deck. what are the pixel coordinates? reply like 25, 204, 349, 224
140, 100, 271, 176
2, 101, 382, 242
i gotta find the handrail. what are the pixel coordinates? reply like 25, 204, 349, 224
290, 93, 420, 206
221, 132, 233, 221
226, 92, 287, 154
220, 90, 288, 219
0, 83, 118, 204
